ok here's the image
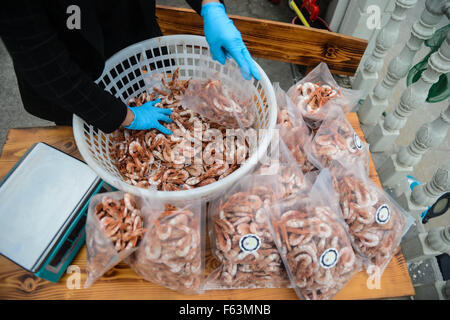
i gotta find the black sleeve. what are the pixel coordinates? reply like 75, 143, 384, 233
184, 0, 203, 14
0, 1, 127, 133
185, 0, 225, 15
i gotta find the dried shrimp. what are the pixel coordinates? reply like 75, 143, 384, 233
127, 203, 203, 293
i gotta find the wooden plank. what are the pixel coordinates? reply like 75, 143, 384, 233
0, 119, 414, 299
0, 126, 81, 162
155, 5, 368, 76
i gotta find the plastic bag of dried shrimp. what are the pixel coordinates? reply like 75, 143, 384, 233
206, 172, 291, 289
127, 199, 205, 294
275, 82, 302, 128
180, 58, 256, 129
84, 192, 147, 288
266, 169, 362, 300
274, 83, 316, 174
287, 62, 362, 129
305, 106, 370, 174
328, 160, 414, 279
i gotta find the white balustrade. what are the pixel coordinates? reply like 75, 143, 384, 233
354, 3, 450, 301
353, 0, 418, 98
401, 225, 450, 263
366, 28, 450, 152
358, 0, 446, 125
377, 104, 450, 188
399, 166, 450, 266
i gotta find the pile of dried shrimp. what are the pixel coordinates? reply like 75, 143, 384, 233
182, 78, 255, 128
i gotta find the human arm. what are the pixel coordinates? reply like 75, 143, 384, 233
184, 0, 260, 80
0, 1, 134, 133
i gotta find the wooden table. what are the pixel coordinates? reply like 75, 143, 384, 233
0, 114, 414, 299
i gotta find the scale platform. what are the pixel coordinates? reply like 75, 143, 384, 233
0, 142, 111, 283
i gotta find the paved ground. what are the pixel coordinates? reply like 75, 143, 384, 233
0, 39, 52, 149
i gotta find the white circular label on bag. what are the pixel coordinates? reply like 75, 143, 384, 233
320, 248, 339, 269
353, 132, 363, 150
239, 234, 261, 253
376, 204, 390, 225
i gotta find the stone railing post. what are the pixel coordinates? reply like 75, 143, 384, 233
414, 280, 450, 300
358, 0, 446, 125
401, 225, 450, 264
377, 104, 450, 188
353, 0, 418, 98
366, 28, 450, 152
396, 166, 450, 219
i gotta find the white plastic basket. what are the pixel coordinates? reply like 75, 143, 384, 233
73, 35, 277, 202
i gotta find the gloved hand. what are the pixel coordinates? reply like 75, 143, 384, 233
201, 2, 260, 81
125, 99, 173, 135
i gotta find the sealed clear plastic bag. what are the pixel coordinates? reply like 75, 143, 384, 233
274, 83, 316, 174
180, 58, 256, 128
206, 173, 291, 289
84, 192, 147, 288
328, 160, 414, 278
266, 169, 362, 300
279, 123, 316, 174
275, 82, 303, 128
127, 200, 205, 294
287, 62, 361, 129
306, 106, 370, 174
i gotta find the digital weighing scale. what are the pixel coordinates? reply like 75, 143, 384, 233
0, 142, 112, 283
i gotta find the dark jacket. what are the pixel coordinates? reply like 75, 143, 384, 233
0, 0, 203, 133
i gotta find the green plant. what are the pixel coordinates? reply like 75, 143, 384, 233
407, 24, 449, 103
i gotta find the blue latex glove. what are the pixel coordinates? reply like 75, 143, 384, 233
201, 3, 260, 81
125, 99, 173, 135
